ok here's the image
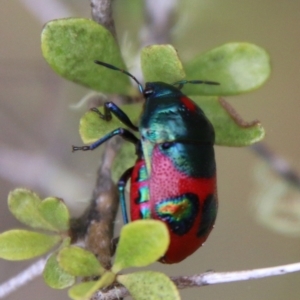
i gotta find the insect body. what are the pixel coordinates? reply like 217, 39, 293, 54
73, 61, 218, 264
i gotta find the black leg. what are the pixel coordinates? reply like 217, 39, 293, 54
118, 167, 134, 224
117, 140, 144, 224
91, 102, 138, 131
72, 128, 139, 152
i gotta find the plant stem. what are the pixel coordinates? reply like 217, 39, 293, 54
75, 0, 124, 268
0, 258, 47, 299
141, 0, 178, 45
251, 142, 300, 190
91, 261, 300, 300
90, 0, 117, 39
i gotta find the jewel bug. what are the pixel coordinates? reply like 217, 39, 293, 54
73, 61, 218, 264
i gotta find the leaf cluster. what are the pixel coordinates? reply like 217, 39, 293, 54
0, 16, 271, 300
0, 189, 176, 299
41, 18, 269, 182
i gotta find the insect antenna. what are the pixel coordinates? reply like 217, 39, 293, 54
94, 60, 144, 93
173, 79, 220, 90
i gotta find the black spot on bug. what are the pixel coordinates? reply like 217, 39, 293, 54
155, 193, 199, 236
197, 194, 218, 238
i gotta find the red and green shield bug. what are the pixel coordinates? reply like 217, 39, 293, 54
73, 61, 219, 264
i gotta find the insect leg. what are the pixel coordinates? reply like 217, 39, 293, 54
117, 140, 143, 224
72, 128, 139, 152
91, 102, 138, 131
118, 166, 134, 224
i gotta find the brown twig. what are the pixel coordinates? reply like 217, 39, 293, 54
0, 258, 47, 299
74, 0, 123, 269
250, 142, 300, 190
90, 261, 300, 300
1, 257, 300, 299
90, 0, 117, 39
140, 0, 178, 46
84, 139, 121, 269
219, 98, 260, 128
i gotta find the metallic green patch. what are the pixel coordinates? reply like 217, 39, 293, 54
155, 193, 199, 236
158, 142, 216, 178
137, 164, 148, 182
140, 206, 151, 219
135, 186, 149, 204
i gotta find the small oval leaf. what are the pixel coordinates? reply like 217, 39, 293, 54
141, 45, 186, 83
58, 246, 104, 277
118, 271, 180, 300
8, 189, 50, 230
8, 189, 70, 232
112, 142, 136, 183
42, 18, 130, 94
112, 220, 170, 273
68, 281, 99, 300
68, 272, 115, 300
43, 252, 75, 289
251, 161, 300, 237
184, 42, 271, 96
0, 230, 61, 260
39, 197, 70, 232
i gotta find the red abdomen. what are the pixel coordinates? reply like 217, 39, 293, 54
130, 143, 217, 264
149, 145, 217, 263
130, 158, 151, 221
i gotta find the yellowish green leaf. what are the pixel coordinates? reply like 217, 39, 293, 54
141, 45, 186, 83
43, 252, 75, 289
8, 189, 70, 232
195, 96, 265, 146
41, 18, 130, 94
112, 220, 170, 273
8, 189, 49, 230
0, 230, 61, 260
184, 42, 271, 96
38, 197, 70, 232
58, 246, 105, 277
118, 271, 180, 300
68, 271, 115, 300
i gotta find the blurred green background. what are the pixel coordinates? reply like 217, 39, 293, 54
0, 1, 300, 299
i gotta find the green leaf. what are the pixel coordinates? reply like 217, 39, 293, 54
39, 197, 70, 232
195, 96, 265, 146
58, 246, 105, 277
41, 18, 130, 94
184, 42, 271, 96
79, 103, 141, 144
0, 230, 61, 260
8, 189, 70, 232
141, 45, 186, 83
8, 189, 49, 230
112, 142, 136, 183
68, 272, 115, 300
68, 281, 100, 300
118, 271, 180, 300
112, 220, 170, 273
251, 161, 300, 237
43, 252, 75, 289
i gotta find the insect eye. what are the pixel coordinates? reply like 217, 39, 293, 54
160, 142, 173, 150
144, 88, 154, 96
